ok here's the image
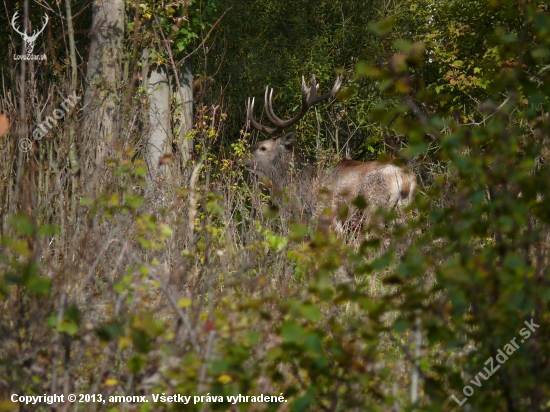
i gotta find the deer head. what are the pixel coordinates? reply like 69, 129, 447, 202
244, 75, 341, 182
11, 11, 49, 55
243, 131, 297, 181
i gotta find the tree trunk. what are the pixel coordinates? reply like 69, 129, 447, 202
145, 64, 171, 179
178, 58, 194, 164
83, 0, 125, 161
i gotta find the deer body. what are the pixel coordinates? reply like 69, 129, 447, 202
243, 75, 416, 224
244, 132, 416, 219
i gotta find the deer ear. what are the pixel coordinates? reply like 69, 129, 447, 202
278, 131, 295, 146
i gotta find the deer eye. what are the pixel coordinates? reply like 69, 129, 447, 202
260, 146, 267, 152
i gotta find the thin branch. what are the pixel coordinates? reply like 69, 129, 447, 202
176, 5, 232, 66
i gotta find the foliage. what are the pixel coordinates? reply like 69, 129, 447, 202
1, 0, 550, 411
133, 0, 220, 61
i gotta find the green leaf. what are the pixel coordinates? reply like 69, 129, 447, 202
125, 195, 143, 210
368, 17, 396, 36
127, 355, 146, 374
58, 320, 79, 335
131, 328, 152, 353
96, 322, 124, 342
281, 321, 307, 343
26, 274, 51, 296
304, 333, 323, 355
262, 205, 279, 219
292, 391, 314, 412
80, 196, 94, 206
394, 319, 411, 332
394, 39, 412, 52
298, 303, 321, 322
12, 214, 35, 235
337, 86, 356, 100
134, 166, 147, 177
289, 223, 308, 241
37, 224, 59, 236
352, 196, 367, 210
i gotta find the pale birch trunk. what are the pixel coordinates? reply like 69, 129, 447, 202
178, 58, 194, 164
145, 65, 171, 179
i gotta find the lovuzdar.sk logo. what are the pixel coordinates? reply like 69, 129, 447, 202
11, 11, 48, 61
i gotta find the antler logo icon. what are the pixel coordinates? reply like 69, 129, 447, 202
11, 11, 49, 55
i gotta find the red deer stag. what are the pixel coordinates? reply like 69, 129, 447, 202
243, 75, 416, 226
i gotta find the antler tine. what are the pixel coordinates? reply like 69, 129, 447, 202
264, 86, 277, 125
264, 84, 304, 129
301, 76, 311, 98
245, 97, 253, 128
307, 75, 341, 106
246, 96, 278, 135
264, 86, 285, 127
308, 75, 318, 100
331, 75, 343, 95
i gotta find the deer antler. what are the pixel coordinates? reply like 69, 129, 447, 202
265, 75, 342, 128
246, 97, 278, 135
246, 75, 341, 136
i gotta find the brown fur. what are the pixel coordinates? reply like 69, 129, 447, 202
244, 132, 417, 225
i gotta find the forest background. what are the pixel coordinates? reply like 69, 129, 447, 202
1, 0, 550, 410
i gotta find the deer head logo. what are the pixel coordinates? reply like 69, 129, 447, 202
11, 11, 49, 55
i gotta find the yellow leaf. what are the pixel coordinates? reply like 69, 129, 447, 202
159, 224, 173, 238
178, 298, 192, 308
218, 374, 232, 384
119, 336, 132, 349
0, 400, 17, 412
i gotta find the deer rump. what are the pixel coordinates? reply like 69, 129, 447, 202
327, 159, 416, 211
